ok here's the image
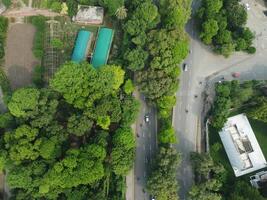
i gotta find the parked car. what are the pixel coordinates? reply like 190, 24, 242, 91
183, 63, 188, 71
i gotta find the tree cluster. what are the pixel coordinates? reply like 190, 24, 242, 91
123, 0, 191, 103
189, 153, 226, 200
211, 80, 262, 130
189, 152, 265, 200
197, 0, 256, 57
0, 62, 140, 199
147, 147, 181, 200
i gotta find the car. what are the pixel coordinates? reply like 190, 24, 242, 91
245, 3, 250, 10
183, 63, 188, 71
144, 115, 149, 123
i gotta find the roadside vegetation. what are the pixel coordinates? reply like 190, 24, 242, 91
118, 0, 191, 199
197, 0, 256, 57
189, 80, 267, 199
0, 16, 8, 61
28, 16, 46, 59
0, 62, 140, 199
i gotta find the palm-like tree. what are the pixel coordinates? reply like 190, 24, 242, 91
115, 6, 127, 20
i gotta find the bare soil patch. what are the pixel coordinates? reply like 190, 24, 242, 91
4, 23, 39, 89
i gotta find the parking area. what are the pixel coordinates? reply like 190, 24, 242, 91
4, 23, 39, 89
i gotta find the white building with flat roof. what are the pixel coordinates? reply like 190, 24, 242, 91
73, 5, 104, 25
219, 114, 267, 177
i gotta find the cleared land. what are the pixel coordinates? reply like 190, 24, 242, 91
4, 24, 39, 89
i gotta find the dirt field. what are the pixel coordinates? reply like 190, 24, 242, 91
4, 23, 39, 89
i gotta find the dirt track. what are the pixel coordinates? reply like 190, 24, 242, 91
4, 23, 39, 89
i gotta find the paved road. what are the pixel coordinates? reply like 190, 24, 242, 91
173, 0, 267, 199
133, 91, 157, 200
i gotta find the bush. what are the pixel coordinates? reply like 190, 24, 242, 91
32, 65, 44, 88
2, 0, 12, 8
29, 16, 46, 59
0, 16, 8, 60
246, 46, 256, 54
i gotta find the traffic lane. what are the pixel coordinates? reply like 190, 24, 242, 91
134, 100, 157, 200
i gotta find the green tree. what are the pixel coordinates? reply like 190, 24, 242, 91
147, 147, 181, 200
50, 62, 124, 109
159, 126, 177, 144
121, 95, 140, 126
200, 19, 219, 45
51, 38, 64, 49
159, 0, 191, 29
50, 2, 62, 12
227, 4, 247, 28
99, 0, 124, 16
4, 125, 40, 163
123, 79, 135, 95
229, 181, 265, 200
97, 115, 111, 130
123, 48, 148, 71
111, 127, 136, 175
67, 114, 93, 136
124, 1, 159, 36
115, 6, 128, 19
248, 97, 267, 123
8, 88, 40, 118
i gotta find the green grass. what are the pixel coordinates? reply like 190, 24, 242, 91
249, 118, 267, 157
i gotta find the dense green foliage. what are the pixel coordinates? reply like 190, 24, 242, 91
29, 16, 46, 59
147, 147, 181, 200
2, 0, 11, 8
0, 16, 8, 60
197, 0, 255, 57
0, 62, 139, 199
189, 152, 265, 200
123, 0, 191, 103
211, 80, 267, 130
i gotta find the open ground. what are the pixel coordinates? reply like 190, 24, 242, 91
4, 23, 39, 89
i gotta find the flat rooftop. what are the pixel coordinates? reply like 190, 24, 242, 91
219, 114, 267, 177
73, 5, 104, 25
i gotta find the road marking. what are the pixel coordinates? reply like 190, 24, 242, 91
142, 132, 145, 137
144, 172, 146, 178
150, 145, 152, 152
143, 145, 145, 151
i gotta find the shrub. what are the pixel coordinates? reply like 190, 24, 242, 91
29, 16, 46, 59
246, 46, 256, 54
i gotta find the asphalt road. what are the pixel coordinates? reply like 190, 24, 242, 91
134, 92, 157, 200
173, 0, 267, 199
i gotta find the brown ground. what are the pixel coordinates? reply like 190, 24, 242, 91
4, 23, 39, 89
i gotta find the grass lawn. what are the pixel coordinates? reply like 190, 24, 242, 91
249, 118, 267, 157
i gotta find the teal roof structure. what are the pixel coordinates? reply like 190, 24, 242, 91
91, 27, 114, 68
71, 30, 91, 63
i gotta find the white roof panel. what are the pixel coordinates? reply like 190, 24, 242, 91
219, 114, 267, 177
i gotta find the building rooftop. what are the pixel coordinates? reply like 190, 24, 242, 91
91, 27, 114, 68
73, 5, 104, 25
71, 30, 92, 63
219, 114, 267, 177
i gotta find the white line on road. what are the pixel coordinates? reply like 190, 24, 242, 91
143, 145, 145, 151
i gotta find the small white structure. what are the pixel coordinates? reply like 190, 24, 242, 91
73, 5, 104, 25
219, 114, 267, 177
250, 171, 267, 188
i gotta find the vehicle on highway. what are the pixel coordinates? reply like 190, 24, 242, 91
144, 115, 149, 123
183, 63, 188, 71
